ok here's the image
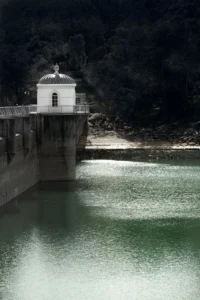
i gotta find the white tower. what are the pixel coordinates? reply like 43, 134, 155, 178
37, 64, 77, 114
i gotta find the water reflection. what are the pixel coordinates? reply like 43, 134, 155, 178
0, 160, 200, 300
0, 183, 80, 236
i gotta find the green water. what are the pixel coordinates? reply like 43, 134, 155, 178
0, 159, 200, 300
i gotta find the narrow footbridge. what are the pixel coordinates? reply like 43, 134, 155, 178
0, 106, 35, 118
0, 105, 89, 118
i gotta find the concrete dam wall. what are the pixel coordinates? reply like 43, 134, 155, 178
0, 114, 87, 207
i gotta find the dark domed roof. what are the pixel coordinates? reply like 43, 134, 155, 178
38, 73, 75, 84
38, 64, 75, 85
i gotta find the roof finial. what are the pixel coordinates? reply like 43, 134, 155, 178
53, 63, 59, 74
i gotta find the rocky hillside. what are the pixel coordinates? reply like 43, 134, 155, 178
88, 113, 200, 147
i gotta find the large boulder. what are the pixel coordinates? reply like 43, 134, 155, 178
88, 113, 106, 123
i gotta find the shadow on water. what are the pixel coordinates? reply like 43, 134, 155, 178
0, 182, 84, 240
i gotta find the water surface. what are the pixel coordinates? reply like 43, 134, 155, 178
0, 159, 200, 300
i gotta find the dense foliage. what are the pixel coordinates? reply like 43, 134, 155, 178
1, 0, 200, 123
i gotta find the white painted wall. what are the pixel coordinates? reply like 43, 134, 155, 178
37, 84, 76, 113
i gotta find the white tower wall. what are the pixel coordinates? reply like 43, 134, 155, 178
37, 84, 76, 114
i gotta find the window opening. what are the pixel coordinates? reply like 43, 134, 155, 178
52, 93, 58, 107
76, 98, 81, 105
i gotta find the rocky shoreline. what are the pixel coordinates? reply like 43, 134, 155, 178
87, 113, 200, 147
77, 113, 200, 161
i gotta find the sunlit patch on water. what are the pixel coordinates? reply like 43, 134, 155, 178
77, 160, 200, 220
81, 159, 161, 166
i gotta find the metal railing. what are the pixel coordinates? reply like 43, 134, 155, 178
76, 105, 90, 113
0, 106, 32, 117
0, 104, 89, 117
35, 105, 89, 114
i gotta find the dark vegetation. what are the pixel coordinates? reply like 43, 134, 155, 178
1, 0, 200, 125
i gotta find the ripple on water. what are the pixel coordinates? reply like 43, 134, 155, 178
0, 159, 200, 300
77, 160, 200, 220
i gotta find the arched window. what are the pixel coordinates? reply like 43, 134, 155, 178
52, 93, 58, 107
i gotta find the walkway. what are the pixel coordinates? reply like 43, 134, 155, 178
0, 105, 89, 118
0, 106, 36, 118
